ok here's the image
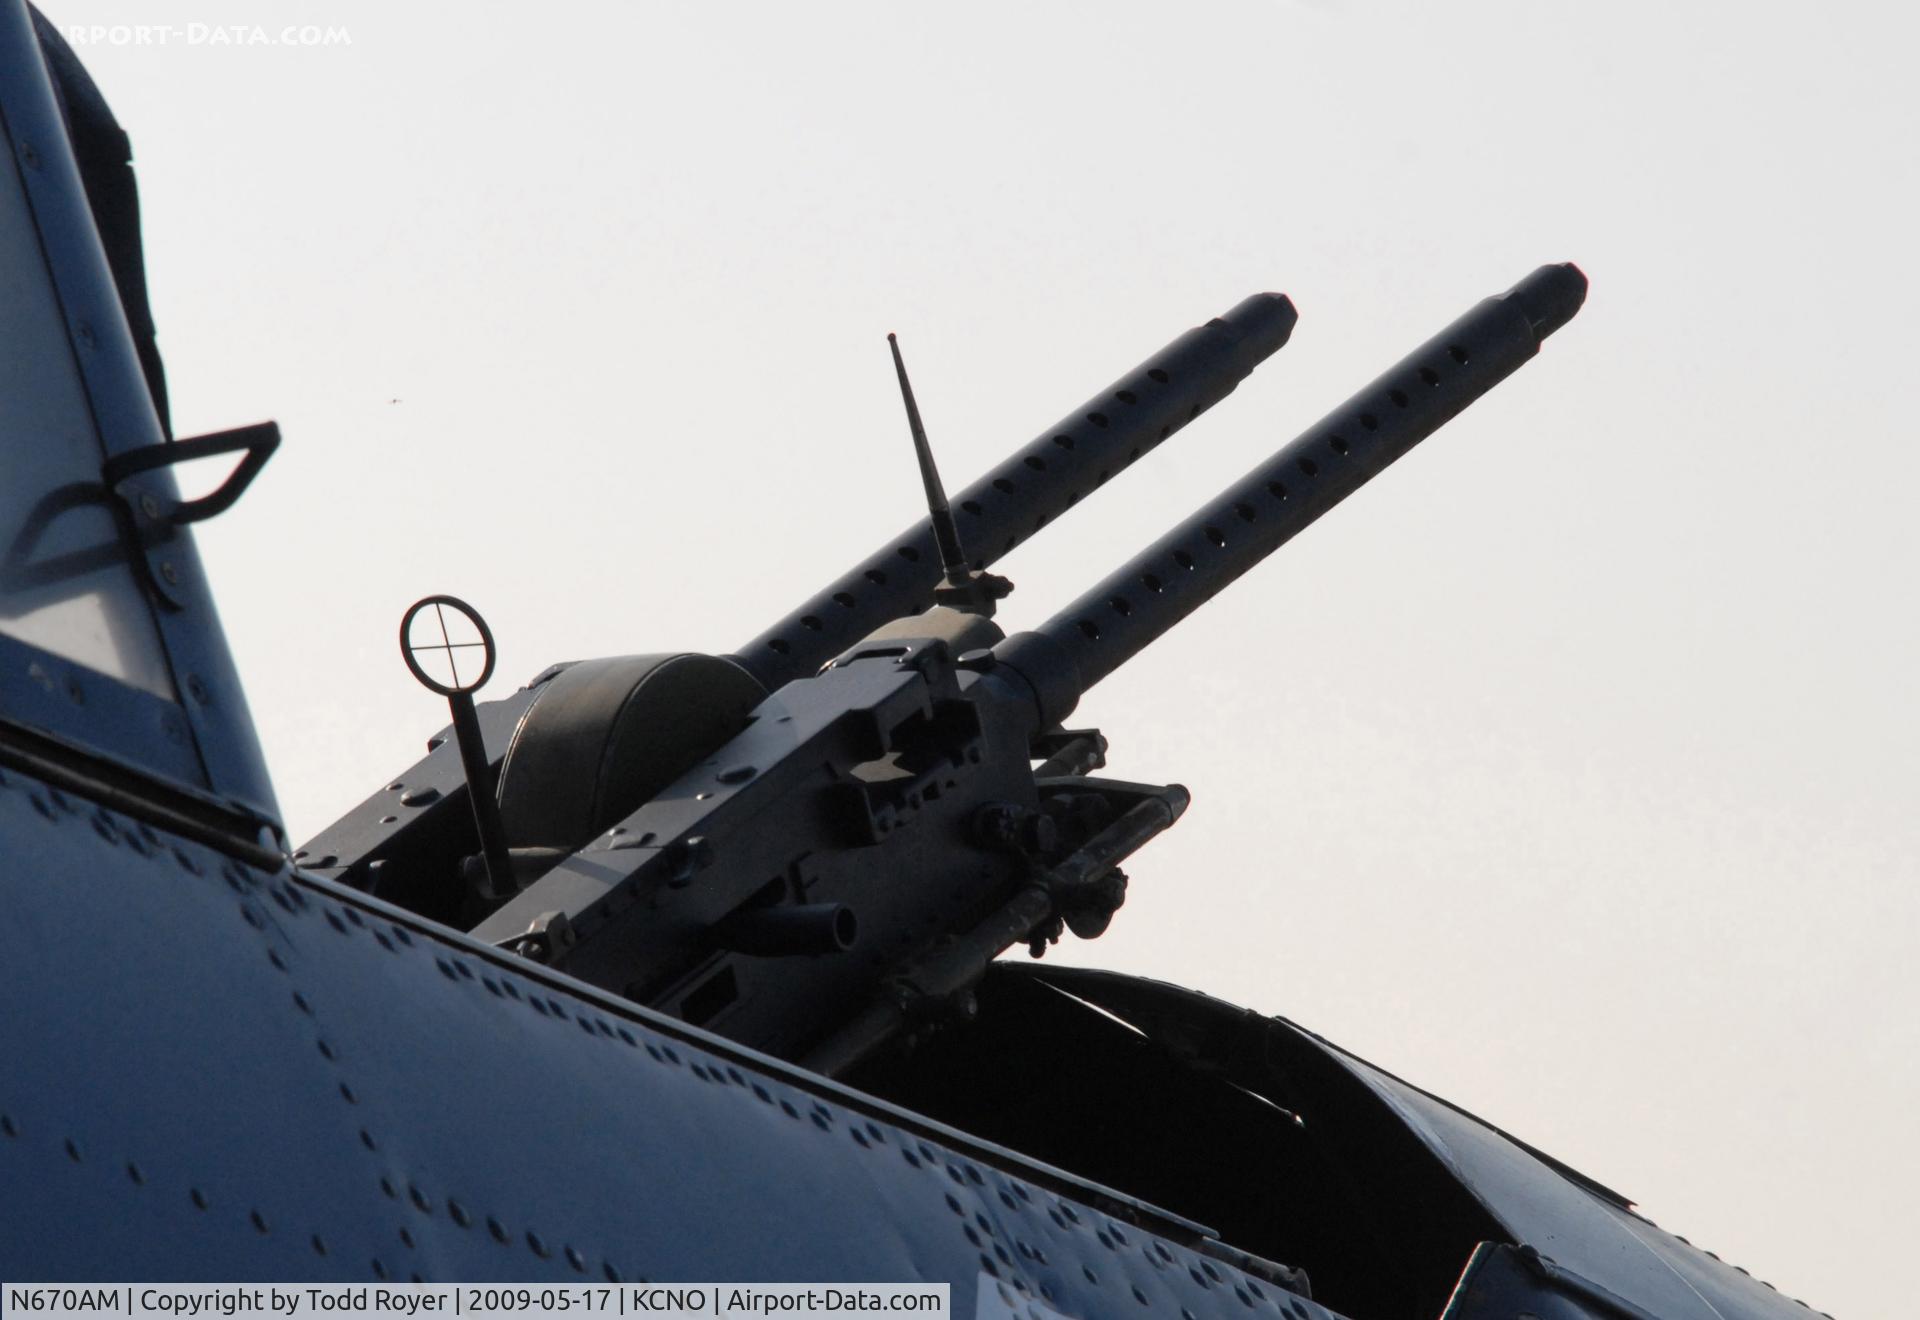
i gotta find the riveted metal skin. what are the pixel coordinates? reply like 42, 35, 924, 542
0, 763, 1824, 1319
0, 763, 1329, 1317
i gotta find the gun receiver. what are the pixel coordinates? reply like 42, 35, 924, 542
730, 293, 1299, 689
460, 264, 1585, 1075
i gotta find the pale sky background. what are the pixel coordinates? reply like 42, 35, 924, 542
45, 2, 1917, 1315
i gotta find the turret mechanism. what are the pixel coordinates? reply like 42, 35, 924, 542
298, 265, 1585, 1073
295, 293, 1301, 922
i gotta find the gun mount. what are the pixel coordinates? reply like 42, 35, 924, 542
299, 265, 1585, 1074
296, 293, 1299, 916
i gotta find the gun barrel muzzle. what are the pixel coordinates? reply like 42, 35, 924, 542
1012, 263, 1587, 718
730, 292, 1299, 690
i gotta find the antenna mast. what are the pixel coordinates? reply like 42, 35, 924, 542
887, 333, 1012, 617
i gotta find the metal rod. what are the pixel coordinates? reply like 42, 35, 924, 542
888, 333, 970, 583
449, 690, 516, 899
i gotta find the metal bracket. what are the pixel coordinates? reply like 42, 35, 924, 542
495, 909, 577, 963
105, 420, 280, 526
1031, 726, 1108, 777
105, 421, 280, 608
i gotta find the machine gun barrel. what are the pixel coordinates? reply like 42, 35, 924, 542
1017, 264, 1587, 708
730, 293, 1298, 690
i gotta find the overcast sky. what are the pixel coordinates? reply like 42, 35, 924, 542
46, 2, 1917, 1315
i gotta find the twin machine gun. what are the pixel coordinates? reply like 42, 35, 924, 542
299, 264, 1588, 1077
